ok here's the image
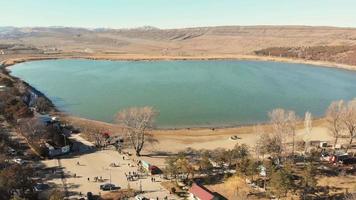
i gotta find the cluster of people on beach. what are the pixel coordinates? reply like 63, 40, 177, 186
125, 171, 139, 181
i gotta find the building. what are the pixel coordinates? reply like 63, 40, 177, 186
188, 183, 220, 200
45, 142, 70, 157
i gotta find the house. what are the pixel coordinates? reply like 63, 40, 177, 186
188, 183, 219, 200
45, 142, 70, 157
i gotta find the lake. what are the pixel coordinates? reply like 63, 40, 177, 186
9, 59, 356, 128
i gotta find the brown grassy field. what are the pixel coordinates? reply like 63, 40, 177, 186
2, 26, 356, 56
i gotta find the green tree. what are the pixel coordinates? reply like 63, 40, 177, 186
0, 165, 35, 199
164, 156, 179, 179
198, 152, 213, 174
236, 158, 250, 178
49, 189, 64, 200
35, 96, 52, 113
300, 162, 317, 199
246, 160, 259, 181
269, 169, 293, 199
232, 144, 249, 160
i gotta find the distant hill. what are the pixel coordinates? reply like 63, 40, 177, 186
1, 26, 356, 57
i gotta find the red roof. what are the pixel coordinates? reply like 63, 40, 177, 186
189, 183, 215, 200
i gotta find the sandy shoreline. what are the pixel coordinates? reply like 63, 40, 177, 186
2, 53, 356, 72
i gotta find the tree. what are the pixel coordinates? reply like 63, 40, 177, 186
286, 111, 298, 155
303, 112, 313, 153
326, 100, 345, 150
269, 168, 293, 199
269, 108, 299, 156
342, 99, 356, 152
300, 162, 317, 199
0, 165, 35, 199
260, 132, 283, 159
164, 156, 179, 179
90, 129, 106, 148
115, 106, 158, 156
232, 144, 249, 160
246, 159, 259, 182
236, 158, 250, 178
210, 148, 228, 167
35, 96, 52, 113
49, 189, 65, 200
175, 155, 195, 181
254, 125, 266, 160
198, 152, 213, 175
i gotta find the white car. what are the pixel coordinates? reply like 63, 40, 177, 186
12, 158, 25, 165
7, 148, 16, 155
135, 195, 150, 200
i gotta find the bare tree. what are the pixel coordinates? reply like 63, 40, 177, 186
342, 99, 356, 152
287, 110, 298, 155
303, 112, 312, 153
254, 125, 265, 160
326, 100, 345, 150
268, 108, 298, 155
115, 106, 158, 156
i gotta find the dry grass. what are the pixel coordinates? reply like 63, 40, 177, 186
317, 175, 356, 195
207, 175, 261, 200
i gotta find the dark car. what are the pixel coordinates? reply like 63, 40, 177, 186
87, 192, 94, 200
340, 157, 356, 165
33, 183, 49, 192
100, 183, 116, 191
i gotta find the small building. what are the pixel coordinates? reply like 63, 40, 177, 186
188, 183, 220, 200
45, 142, 70, 157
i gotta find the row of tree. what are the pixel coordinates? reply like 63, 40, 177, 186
253, 98, 356, 162
326, 99, 356, 152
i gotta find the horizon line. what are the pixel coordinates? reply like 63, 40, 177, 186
2, 24, 356, 30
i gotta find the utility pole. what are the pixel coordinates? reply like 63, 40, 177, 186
140, 180, 142, 193
109, 167, 112, 185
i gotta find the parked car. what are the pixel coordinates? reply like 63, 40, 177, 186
33, 183, 49, 192
339, 157, 356, 165
12, 158, 25, 165
100, 183, 116, 191
135, 195, 150, 200
87, 192, 94, 200
7, 147, 17, 156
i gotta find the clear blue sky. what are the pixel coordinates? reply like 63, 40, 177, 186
1, 0, 356, 29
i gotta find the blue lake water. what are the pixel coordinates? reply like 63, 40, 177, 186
10, 59, 356, 128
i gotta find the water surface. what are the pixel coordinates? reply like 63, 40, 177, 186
10, 59, 356, 128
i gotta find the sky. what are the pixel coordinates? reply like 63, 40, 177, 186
1, 0, 356, 29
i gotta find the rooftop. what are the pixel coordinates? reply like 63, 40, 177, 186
189, 183, 216, 200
